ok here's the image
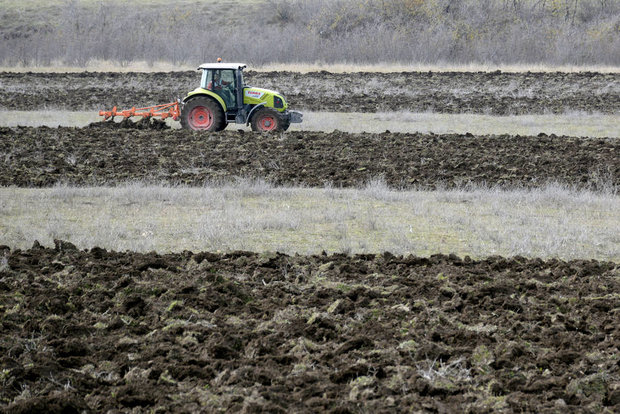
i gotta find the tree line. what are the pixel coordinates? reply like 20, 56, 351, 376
1, 0, 618, 67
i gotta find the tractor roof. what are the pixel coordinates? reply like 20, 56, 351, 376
197, 63, 247, 70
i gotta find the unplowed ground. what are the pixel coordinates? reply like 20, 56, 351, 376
1, 243, 618, 413
1, 126, 618, 189
1, 71, 618, 114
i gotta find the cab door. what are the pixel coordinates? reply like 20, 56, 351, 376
218, 70, 236, 110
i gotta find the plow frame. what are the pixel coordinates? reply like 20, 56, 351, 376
99, 101, 181, 121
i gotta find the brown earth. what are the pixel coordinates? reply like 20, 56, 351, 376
1, 69, 619, 413
1, 242, 619, 413
1, 71, 618, 114
0, 126, 617, 189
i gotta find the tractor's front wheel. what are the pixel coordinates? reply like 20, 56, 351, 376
251, 108, 285, 132
180, 97, 226, 131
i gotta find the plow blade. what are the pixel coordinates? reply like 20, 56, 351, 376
99, 101, 180, 121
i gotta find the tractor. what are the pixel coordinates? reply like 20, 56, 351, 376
99, 61, 303, 133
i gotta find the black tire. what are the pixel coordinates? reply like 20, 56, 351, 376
180, 97, 226, 131
280, 116, 291, 131
250, 108, 286, 132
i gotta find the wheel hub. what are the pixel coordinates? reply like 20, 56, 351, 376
259, 116, 277, 131
188, 106, 213, 129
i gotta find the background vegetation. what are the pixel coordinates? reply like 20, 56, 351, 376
1, 0, 618, 67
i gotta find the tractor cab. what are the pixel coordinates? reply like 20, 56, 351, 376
199, 63, 245, 115
180, 62, 303, 132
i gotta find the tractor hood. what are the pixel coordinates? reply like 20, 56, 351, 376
243, 87, 288, 111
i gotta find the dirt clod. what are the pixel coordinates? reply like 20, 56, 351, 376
0, 244, 618, 412
1, 71, 618, 115
87, 117, 170, 130
1, 127, 617, 189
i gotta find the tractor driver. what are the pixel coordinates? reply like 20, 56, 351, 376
209, 71, 229, 90
208, 71, 234, 108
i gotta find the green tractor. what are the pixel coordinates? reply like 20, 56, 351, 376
99, 61, 301, 132
180, 62, 302, 132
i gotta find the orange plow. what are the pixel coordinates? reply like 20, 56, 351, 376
99, 101, 180, 121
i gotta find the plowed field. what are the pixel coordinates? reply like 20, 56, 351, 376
1, 69, 619, 413
1, 243, 619, 413
1, 126, 618, 189
1, 71, 618, 114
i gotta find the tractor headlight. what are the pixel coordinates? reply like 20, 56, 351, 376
274, 96, 284, 108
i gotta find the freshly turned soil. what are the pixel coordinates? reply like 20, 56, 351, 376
0, 126, 617, 189
1, 69, 618, 413
1, 243, 618, 412
1, 70, 618, 114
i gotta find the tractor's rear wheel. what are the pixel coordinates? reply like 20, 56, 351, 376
251, 108, 285, 132
180, 97, 226, 131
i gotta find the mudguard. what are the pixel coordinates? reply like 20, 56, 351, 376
245, 103, 267, 125
184, 88, 227, 112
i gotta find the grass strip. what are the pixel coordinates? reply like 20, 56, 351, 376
1, 180, 618, 261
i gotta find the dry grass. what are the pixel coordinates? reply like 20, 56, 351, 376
1, 110, 618, 138
0, 111, 99, 128
296, 111, 620, 138
1, 180, 618, 261
256, 62, 620, 74
1, 60, 618, 74
0, 60, 199, 73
